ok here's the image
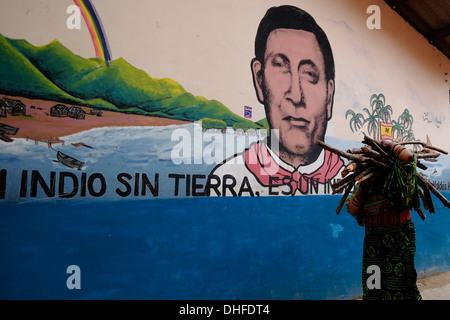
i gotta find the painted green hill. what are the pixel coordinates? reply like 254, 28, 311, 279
256, 117, 270, 130
0, 33, 260, 128
0, 35, 78, 102
0, 35, 117, 110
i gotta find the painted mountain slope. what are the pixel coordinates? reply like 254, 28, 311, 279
0, 34, 258, 127
0, 34, 117, 110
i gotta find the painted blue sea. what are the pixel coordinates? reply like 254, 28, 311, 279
1, 124, 450, 299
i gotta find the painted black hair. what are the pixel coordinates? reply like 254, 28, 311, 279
254, 5, 335, 82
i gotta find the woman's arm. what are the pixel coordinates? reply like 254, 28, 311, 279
346, 183, 369, 217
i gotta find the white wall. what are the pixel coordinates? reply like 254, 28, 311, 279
1, 0, 448, 142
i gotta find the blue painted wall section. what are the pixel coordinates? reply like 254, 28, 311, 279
1, 194, 449, 299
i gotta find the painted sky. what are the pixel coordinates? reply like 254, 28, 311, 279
0, 0, 448, 144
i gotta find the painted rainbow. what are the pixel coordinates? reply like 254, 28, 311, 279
73, 0, 111, 66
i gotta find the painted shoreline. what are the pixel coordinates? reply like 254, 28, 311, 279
0, 94, 191, 140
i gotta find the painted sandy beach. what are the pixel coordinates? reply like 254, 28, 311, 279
0, 94, 191, 140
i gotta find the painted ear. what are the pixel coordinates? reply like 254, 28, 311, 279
326, 79, 335, 120
251, 58, 265, 104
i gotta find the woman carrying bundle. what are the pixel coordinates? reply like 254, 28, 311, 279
346, 139, 422, 300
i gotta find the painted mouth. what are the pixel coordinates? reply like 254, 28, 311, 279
284, 116, 309, 127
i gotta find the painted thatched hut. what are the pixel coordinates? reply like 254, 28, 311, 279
50, 104, 69, 117
68, 106, 86, 119
0, 98, 26, 116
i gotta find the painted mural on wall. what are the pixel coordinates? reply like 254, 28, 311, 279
0, 0, 449, 299
0, 3, 349, 200
0, 1, 448, 202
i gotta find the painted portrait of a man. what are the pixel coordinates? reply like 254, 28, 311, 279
207, 5, 344, 196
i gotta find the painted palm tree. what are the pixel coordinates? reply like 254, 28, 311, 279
403, 129, 416, 143
391, 119, 405, 142
363, 107, 380, 140
399, 109, 414, 131
345, 109, 365, 133
379, 103, 393, 123
370, 93, 390, 140
370, 94, 385, 114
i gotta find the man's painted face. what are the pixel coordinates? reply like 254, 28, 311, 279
252, 28, 334, 165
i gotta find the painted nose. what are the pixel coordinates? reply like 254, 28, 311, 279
286, 73, 303, 106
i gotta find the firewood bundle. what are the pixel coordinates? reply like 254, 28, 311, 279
317, 134, 450, 221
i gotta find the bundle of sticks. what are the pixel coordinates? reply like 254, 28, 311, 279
317, 134, 450, 221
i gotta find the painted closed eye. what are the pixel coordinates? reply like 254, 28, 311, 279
300, 65, 319, 84
271, 56, 290, 74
